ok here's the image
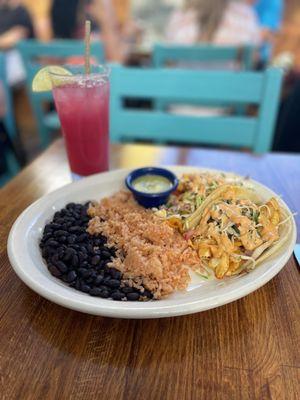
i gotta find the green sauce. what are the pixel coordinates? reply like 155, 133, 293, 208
132, 174, 172, 193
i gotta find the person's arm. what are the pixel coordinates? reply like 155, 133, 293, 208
0, 27, 28, 50
94, 0, 127, 62
27, 0, 53, 41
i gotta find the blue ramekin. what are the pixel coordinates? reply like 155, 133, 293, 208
125, 167, 179, 208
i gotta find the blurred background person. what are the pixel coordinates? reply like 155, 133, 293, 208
131, 0, 182, 50
93, 0, 141, 62
22, 0, 52, 41
0, 0, 34, 85
165, 0, 261, 47
0, 0, 34, 50
254, 0, 284, 66
50, 0, 100, 40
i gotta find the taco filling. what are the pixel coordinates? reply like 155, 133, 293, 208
185, 186, 289, 279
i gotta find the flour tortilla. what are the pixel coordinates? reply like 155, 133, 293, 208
184, 184, 293, 271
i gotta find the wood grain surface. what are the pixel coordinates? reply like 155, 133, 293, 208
0, 140, 299, 400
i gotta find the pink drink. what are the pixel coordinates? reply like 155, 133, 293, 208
52, 72, 109, 177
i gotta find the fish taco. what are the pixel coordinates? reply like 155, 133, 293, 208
183, 184, 293, 279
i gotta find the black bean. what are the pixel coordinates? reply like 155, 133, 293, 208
142, 290, 153, 299
76, 233, 87, 243
66, 202, 76, 209
101, 260, 109, 269
80, 269, 92, 279
58, 236, 66, 244
75, 279, 81, 290
91, 255, 101, 265
48, 265, 62, 277
99, 290, 110, 298
46, 248, 56, 257
67, 235, 76, 244
86, 244, 94, 254
81, 283, 91, 293
50, 223, 61, 230
89, 287, 102, 296
90, 272, 97, 280
65, 216, 75, 222
121, 286, 134, 294
70, 244, 80, 250
69, 226, 82, 233
55, 218, 65, 225
51, 254, 60, 265
42, 248, 49, 258
85, 277, 94, 284
56, 261, 68, 274
81, 261, 89, 267
94, 275, 103, 286
76, 252, 85, 263
66, 270, 77, 282
42, 233, 52, 242
54, 230, 68, 237
71, 254, 79, 267
44, 224, 53, 233
109, 268, 121, 280
63, 247, 76, 261
99, 285, 111, 294
46, 240, 59, 247
61, 274, 69, 282
126, 292, 140, 301
101, 250, 112, 259
111, 291, 124, 301
106, 279, 121, 289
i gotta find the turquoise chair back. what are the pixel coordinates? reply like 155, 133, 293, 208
18, 39, 105, 147
153, 44, 255, 70
0, 52, 20, 186
0, 52, 17, 140
153, 44, 255, 112
110, 66, 283, 153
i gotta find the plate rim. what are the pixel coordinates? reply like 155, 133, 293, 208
7, 166, 297, 319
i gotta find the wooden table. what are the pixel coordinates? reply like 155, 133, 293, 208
1, 140, 299, 400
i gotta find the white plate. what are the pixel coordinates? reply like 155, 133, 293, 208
7, 167, 297, 319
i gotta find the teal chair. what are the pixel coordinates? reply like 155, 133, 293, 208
18, 39, 105, 148
110, 66, 283, 153
153, 44, 255, 70
153, 44, 255, 112
0, 53, 20, 186
0, 52, 17, 140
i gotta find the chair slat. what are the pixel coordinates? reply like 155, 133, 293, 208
18, 40, 104, 59
153, 44, 255, 70
110, 66, 283, 153
111, 111, 257, 148
112, 68, 263, 104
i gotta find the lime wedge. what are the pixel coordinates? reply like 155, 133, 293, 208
32, 66, 72, 92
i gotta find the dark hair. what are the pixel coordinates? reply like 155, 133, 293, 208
186, 0, 231, 41
51, 0, 81, 39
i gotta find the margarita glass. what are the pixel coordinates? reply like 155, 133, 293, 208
50, 65, 110, 179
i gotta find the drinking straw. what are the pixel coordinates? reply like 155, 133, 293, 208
85, 20, 91, 74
